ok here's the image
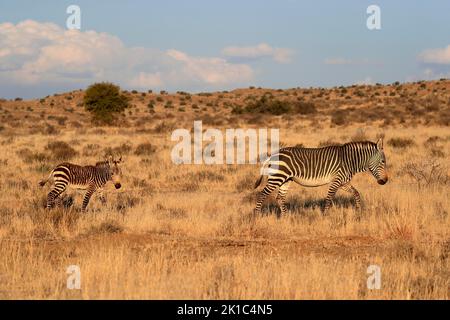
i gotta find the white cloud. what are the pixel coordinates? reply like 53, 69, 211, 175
167, 49, 253, 85
419, 45, 450, 64
0, 20, 254, 92
222, 43, 294, 63
128, 72, 164, 88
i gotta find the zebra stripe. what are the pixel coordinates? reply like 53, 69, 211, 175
254, 139, 388, 215
39, 157, 122, 212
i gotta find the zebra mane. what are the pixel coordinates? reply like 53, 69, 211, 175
342, 141, 377, 148
341, 141, 379, 156
95, 160, 110, 167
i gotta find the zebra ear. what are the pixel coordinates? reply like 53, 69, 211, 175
376, 138, 384, 150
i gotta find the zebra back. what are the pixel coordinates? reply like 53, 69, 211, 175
53, 162, 112, 187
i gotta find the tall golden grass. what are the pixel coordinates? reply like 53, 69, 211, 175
0, 123, 448, 299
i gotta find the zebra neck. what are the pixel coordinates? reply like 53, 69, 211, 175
104, 167, 111, 180
96, 163, 111, 181
343, 143, 376, 174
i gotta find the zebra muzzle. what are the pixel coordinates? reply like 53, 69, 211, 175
377, 178, 387, 185
115, 183, 122, 189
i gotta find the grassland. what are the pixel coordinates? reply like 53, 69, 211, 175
0, 80, 449, 299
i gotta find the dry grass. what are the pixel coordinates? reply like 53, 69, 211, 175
0, 81, 449, 299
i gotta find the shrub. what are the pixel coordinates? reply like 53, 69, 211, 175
83, 82, 129, 124
164, 101, 173, 108
354, 90, 365, 97
294, 101, 317, 114
82, 144, 102, 156
330, 110, 347, 125
45, 141, 78, 161
104, 143, 133, 156
351, 128, 367, 141
231, 105, 244, 114
402, 159, 449, 188
238, 96, 290, 115
135, 143, 157, 156
152, 121, 177, 134
17, 148, 48, 163
424, 136, 444, 147
387, 137, 415, 149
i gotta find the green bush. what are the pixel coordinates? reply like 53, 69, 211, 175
83, 82, 129, 124
231, 96, 316, 116
238, 96, 290, 115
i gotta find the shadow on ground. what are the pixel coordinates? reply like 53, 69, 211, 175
263, 195, 357, 217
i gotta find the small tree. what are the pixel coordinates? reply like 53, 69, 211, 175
84, 82, 129, 124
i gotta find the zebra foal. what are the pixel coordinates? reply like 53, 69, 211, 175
39, 156, 123, 212
254, 139, 388, 215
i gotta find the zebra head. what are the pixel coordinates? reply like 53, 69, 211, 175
106, 155, 123, 189
368, 138, 388, 185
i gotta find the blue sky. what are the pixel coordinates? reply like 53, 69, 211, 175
0, 0, 449, 99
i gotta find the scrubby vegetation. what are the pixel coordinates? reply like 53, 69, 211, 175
387, 137, 415, 149
83, 82, 129, 124
232, 95, 317, 115
0, 79, 449, 299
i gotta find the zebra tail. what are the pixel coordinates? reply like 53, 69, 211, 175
254, 157, 271, 189
39, 170, 54, 187
254, 175, 264, 189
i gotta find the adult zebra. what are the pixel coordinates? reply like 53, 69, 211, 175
39, 156, 123, 212
254, 139, 388, 215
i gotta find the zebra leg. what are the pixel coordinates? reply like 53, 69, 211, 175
46, 182, 67, 209
254, 177, 281, 214
81, 185, 97, 212
323, 179, 342, 212
98, 188, 107, 204
340, 183, 361, 210
276, 181, 291, 216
